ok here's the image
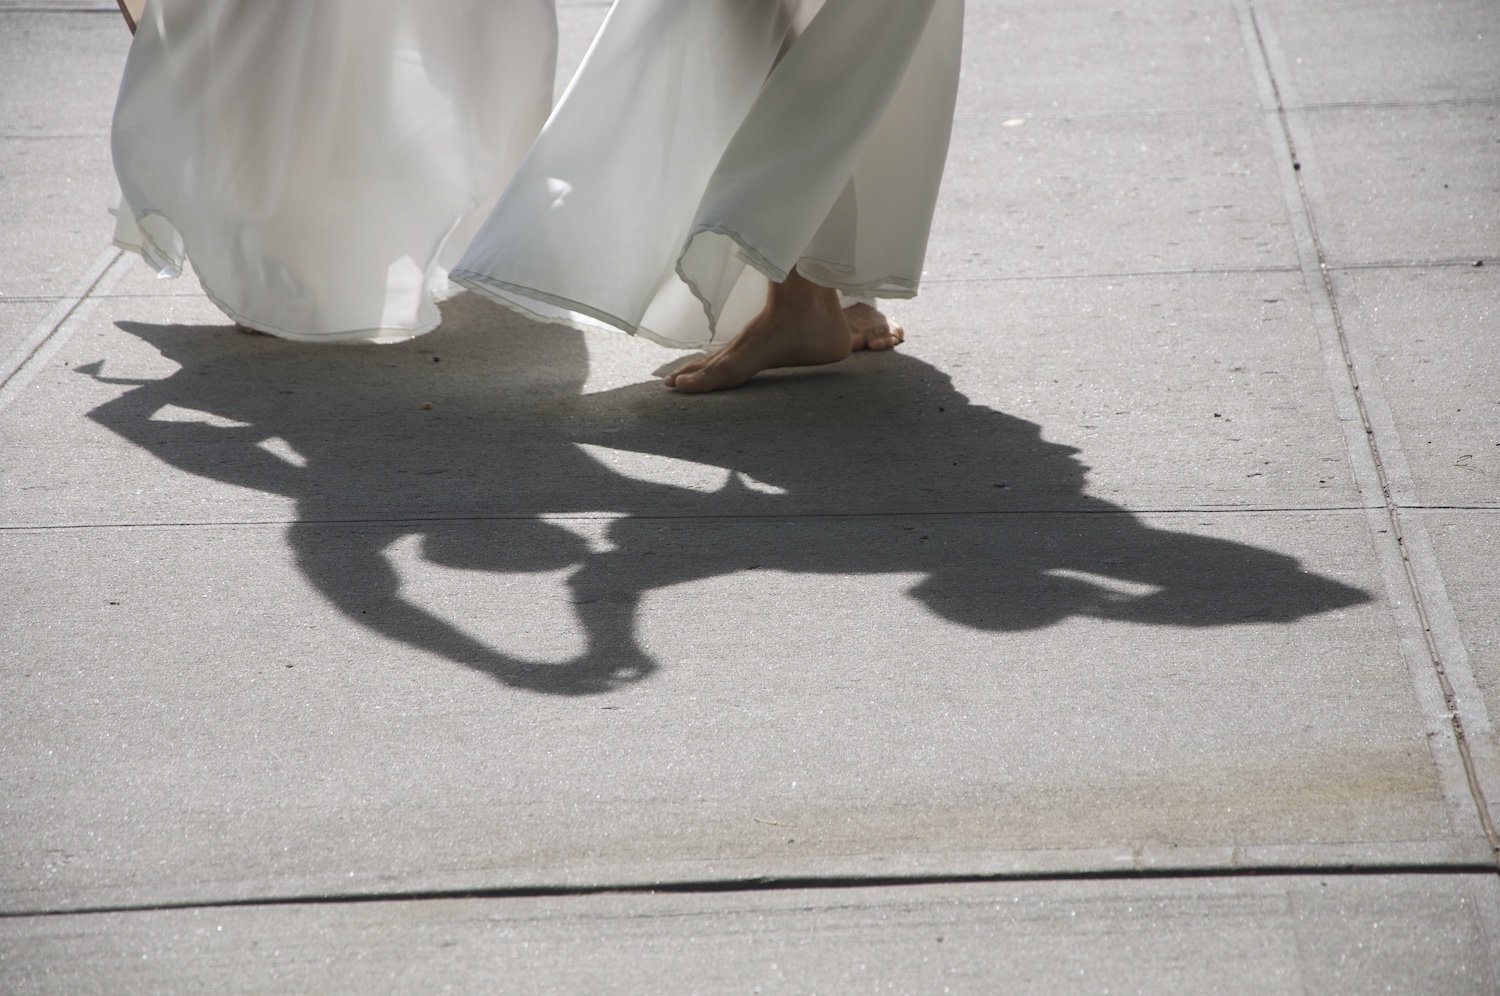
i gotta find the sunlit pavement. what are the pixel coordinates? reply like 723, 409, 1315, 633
2, 1, 1497, 991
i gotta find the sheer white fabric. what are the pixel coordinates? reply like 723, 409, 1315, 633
453, 0, 964, 350
111, 0, 557, 342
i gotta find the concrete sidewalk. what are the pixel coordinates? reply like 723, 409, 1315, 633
2, 0, 1497, 990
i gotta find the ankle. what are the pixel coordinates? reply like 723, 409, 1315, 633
772, 267, 839, 310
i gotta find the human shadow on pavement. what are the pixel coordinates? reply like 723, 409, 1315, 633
83, 299, 1370, 695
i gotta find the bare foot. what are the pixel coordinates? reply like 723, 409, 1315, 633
665, 269, 853, 393
844, 302, 905, 352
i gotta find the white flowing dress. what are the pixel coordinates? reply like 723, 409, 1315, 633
453, 0, 964, 350
111, 0, 557, 342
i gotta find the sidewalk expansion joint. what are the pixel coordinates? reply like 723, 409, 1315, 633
927, 264, 1303, 286
927, 258, 1488, 287
0, 505, 1382, 534
0, 246, 125, 411
8, 863, 1499, 920
0, 131, 110, 141
1323, 258, 1493, 273
0, 5, 126, 15
1242, 0, 1500, 861
1292, 96, 1500, 113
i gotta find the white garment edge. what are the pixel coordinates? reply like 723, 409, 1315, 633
452, 0, 958, 351
109, 0, 558, 342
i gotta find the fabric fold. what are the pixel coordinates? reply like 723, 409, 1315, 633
453, 0, 964, 350
111, 0, 557, 342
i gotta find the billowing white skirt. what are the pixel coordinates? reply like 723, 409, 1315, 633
453, 0, 964, 349
111, 0, 557, 342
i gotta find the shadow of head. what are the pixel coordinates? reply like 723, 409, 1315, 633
907, 520, 1370, 632
575, 353, 1371, 635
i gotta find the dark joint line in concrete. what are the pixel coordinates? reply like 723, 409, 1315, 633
0, 505, 1384, 535
1322, 259, 1495, 273
927, 260, 1489, 288
0, 6, 121, 15
0, 131, 111, 141
9, 863, 1499, 921
927, 265, 1303, 286
1294, 96, 1500, 114
1243, 0, 1500, 860
0, 248, 123, 408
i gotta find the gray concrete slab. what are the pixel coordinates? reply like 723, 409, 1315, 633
910, 273, 1362, 510
0, 9, 127, 138
3, 0, 1497, 985
0, 10, 123, 302
1, 504, 1472, 912
1290, 104, 1500, 266
3, 876, 1498, 995
1254, 0, 1500, 107
957, 0, 1260, 117
1423, 511, 1500, 743
1330, 266, 1500, 508
0, 300, 57, 369
0, 136, 118, 299
933, 108, 1299, 281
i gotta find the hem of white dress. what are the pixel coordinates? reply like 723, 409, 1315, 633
115, 210, 439, 344
457, 244, 921, 353
449, 268, 637, 335
451, 269, 719, 351
677, 223, 921, 344
112, 226, 182, 280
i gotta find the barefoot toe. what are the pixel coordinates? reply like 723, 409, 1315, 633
844, 303, 905, 352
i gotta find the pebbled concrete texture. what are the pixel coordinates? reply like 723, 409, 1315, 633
915, 272, 1360, 509
0, 300, 57, 367
2, 0, 1498, 989
1423, 511, 1500, 755
956, 0, 1261, 116
1332, 265, 1499, 507
0, 10, 123, 301
1291, 104, 1500, 266
1254, 0, 1500, 106
0, 507, 1451, 911
0, 10, 123, 137
3, 876, 1498, 995
0, 137, 119, 300
935, 109, 1298, 280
